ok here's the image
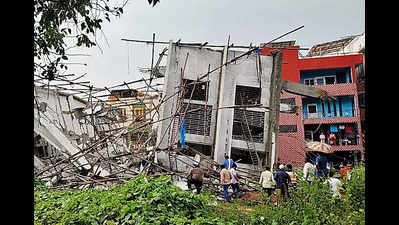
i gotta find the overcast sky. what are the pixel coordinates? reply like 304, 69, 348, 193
67, 0, 365, 89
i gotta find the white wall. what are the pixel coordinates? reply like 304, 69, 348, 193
156, 44, 275, 167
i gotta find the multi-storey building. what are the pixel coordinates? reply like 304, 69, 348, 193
156, 42, 282, 170
108, 89, 159, 149
262, 34, 365, 167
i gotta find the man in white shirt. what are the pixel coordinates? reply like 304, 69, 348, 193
324, 169, 342, 198
259, 166, 275, 198
303, 158, 315, 183
230, 163, 240, 199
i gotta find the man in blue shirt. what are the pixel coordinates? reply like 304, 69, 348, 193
274, 164, 291, 205
315, 152, 329, 177
223, 155, 234, 170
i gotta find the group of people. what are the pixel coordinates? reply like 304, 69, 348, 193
319, 132, 336, 145
303, 153, 354, 198
260, 152, 355, 203
259, 163, 296, 205
186, 152, 353, 204
220, 155, 240, 202
186, 155, 240, 202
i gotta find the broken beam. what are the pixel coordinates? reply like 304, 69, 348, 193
281, 80, 335, 100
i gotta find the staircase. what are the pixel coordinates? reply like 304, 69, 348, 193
237, 95, 261, 169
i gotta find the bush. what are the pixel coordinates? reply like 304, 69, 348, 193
35, 167, 365, 225
214, 166, 365, 225
34, 175, 224, 225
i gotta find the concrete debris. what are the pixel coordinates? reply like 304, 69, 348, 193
34, 31, 329, 193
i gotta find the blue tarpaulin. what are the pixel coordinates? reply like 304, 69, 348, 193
330, 125, 338, 133
253, 49, 262, 53
180, 118, 186, 147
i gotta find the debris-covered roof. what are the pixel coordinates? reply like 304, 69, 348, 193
261, 40, 296, 48
306, 36, 358, 57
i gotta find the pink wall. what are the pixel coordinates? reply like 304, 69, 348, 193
270, 50, 364, 167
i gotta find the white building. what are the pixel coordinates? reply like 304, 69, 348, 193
156, 42, 283, 170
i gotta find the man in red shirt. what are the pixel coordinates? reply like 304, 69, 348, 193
340, 162, 352, 179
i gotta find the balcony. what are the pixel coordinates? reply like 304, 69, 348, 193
304, 122, 363, 152
304, 109, 357, 120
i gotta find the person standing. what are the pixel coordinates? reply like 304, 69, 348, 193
224, 155, 234, 170
303, 158, 315, 183
340, 162, 353, 180
274, 164, 291, 205
186, 164, 204, 194
315, 152, 329, 178
220, 164, 232, 202
324, 169, 342, 198
230, 164, 240, 199
259, 166, 275, 199
286, 164, 297, 187
329, 133, 336, 145
320, 132, 326, 144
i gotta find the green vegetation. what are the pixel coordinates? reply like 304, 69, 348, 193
34, 167, 365, 225
216, 166, 365, 225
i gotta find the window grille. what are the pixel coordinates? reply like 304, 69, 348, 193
279, 125, 297, 133
182, 103, 212, 136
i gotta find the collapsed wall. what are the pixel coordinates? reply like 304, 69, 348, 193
33, 87, 132, 187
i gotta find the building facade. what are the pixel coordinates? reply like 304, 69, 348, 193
156, 42, 282, 170
108, 89, 159, 150
262, 35, 365, 167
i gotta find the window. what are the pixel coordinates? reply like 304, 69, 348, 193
304, 79, 314, 86
315, 77, 324, 85
235, 85, 261, 105
355, 64, 365, 83
279, 125, 297, 133
336, 71, 347, 83
305, 76, 335, 86
134, 108, 144, 120
182, 103, 212, 136
280, 98, 296, 106
325, 76, 336, 85
307, 104, 318, 118
183, 79, 208, 101
232, 109, 265, 143
231, 148, 254, 164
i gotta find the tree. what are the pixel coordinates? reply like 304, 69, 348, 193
34, 0, 160, 81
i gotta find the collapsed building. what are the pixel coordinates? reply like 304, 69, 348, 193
33, 86, 147, 188
34, 27, 332, 191
155, 42, 282, 172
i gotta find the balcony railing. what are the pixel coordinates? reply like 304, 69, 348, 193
310, 136, 360, 146
304, 109, 357, 119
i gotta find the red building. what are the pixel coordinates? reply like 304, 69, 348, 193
262, 38, 365, 168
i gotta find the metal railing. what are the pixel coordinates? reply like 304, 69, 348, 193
304, 109, 358, 119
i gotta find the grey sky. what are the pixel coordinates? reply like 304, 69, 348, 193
67, 0, 365, 89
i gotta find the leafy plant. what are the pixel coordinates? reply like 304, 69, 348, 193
34, 0, 161, 81
35, 166, 365, 225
